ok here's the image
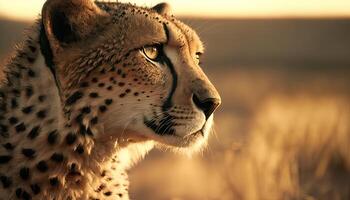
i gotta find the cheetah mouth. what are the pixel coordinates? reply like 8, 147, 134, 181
143, 113, 177, 136
143, 115, 204, 138
142, 112, 211, 148
184, 129, 204, 138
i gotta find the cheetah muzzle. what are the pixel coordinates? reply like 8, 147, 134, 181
0, 0, 221, 199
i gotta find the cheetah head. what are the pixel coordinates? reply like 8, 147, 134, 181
41, 0, 221, 153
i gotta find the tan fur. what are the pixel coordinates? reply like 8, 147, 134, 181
0, 1, 221, 199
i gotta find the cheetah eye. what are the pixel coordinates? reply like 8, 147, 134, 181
195, 52, 202, 65
142, 45, 161, 61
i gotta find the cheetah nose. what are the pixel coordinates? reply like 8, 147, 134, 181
192, 94, 221, 119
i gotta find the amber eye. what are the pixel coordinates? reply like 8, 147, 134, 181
195, 52, 202, 65
142, 46, 160, 61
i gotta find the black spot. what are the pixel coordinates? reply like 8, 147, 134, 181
22, 148, 36, 158
78, 126, 86, 135
98, 83, 105, 87
38, 95, 46, 102
118, 82, 125, 87
25, 86, 34, 97
75, 145, 84, 154
80, 82, 89, 88
12, 89, 20, 96
36, 161, 48, 172
86, 128, 93, 136
96, 183, 106, 192
134, 92, 139, 96
28, 126, 41, 139
30, 184, 41, 194
92, 78, 98, 83
65, 133, 77, 145
11, 98, 18, 109
27, 56, 35, 63
0, 124, 8, 135
28, 69, 36, 77
0, 155, 12, 164
16, 188, 22, 197
8, 117, 18, 125
22, 106, 34, 114
90, 117, 98, 125
119, 93, 126, 98
125, 89, 131, 93
81, 106, 91, 114
19, 167, 30, 180
105, 99, 113, 105
50, 153, 64, 163
3, 143, 15, 150
99, 106, 107, 113
101, 171, 107, 177
75, 114, 84, 124
69, 163, 77, 172
104, 191, 112, 196
89, 92, 99, 98
66, 91, 83, 105
22, 190, 32, 200
78, 126, 93, 136
0, 175, 12, 188
15, 123, 26, 133
107, 86, 113, 91
49, 177, 59, 186
48, 130, 58, 145
36, 110, 47, 119
118, 193, 123, 198
29, 46, 36, 52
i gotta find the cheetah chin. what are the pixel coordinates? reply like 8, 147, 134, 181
0, 0, 221, 199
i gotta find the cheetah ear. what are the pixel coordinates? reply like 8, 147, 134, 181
42, 0, 106, 50
152, 3, 171, 15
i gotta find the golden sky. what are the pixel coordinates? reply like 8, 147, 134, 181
0, 0, 350, 20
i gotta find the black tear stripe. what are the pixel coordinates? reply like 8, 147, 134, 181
143, 24, 178, 136
161, 23, 177, 112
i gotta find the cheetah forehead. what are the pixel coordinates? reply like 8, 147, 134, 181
71, 1, 203, 56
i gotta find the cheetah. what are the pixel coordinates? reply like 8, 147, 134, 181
0, 0, 221, 199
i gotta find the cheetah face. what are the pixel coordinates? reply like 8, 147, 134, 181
41, 0, 221, 151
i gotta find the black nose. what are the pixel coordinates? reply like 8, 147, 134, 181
192, 94, 221, 119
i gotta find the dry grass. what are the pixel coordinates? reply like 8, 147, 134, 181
223, 96, 350, 200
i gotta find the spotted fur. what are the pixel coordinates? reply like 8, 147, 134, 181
0, 0, 221, 199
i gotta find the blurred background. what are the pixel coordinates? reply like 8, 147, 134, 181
0, 0, 349, 199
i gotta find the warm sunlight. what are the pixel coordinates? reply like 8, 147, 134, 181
0, 0, 350, 20
0, 0, 349, 199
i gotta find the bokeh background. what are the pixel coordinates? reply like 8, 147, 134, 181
0, 0, 349, 199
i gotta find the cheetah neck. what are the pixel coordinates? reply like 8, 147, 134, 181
0, 21, 150, 200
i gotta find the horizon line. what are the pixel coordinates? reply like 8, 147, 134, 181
1, 14, 350, 22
